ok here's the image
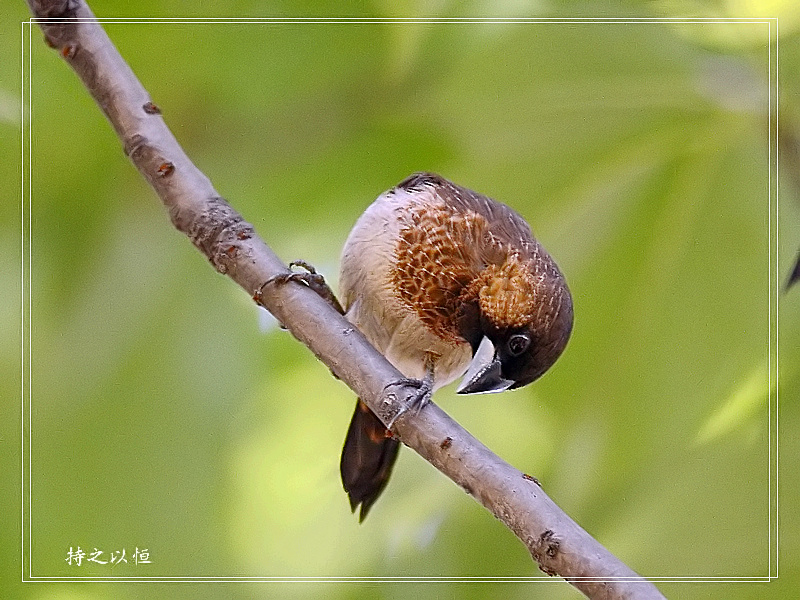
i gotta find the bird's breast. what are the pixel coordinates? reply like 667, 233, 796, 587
340, 188, 474, 387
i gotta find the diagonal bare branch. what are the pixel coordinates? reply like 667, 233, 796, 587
25, 2, 665, 597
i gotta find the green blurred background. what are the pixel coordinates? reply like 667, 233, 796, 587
4, 0, 800, 598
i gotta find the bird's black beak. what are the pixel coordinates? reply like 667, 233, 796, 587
456, 336, 515, 394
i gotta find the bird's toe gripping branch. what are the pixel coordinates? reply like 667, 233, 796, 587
381, 357, 436, 430
256, 260, 345, 315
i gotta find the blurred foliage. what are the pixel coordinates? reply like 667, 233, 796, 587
4, 0, 800, 599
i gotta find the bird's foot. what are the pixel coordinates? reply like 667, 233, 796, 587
257, 260, 344, 315
382, 356, 436, 429
382, 377, 433, 430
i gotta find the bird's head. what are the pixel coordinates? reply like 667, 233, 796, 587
456, 253, 573, 394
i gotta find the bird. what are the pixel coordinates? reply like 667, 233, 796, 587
338, 172, 574, 521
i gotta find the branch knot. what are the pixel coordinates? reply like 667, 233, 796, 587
32, 0, 80, 19
187, 198, 254, 275
530, 529, 561, 576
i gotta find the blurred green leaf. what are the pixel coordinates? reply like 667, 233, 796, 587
695, 362, 771, 445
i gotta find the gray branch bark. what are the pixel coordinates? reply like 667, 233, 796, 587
25, 2, 665, 598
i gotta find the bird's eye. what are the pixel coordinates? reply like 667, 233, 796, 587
507, 334, 530, 357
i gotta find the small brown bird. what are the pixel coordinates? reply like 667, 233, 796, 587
339, 173, 573, 521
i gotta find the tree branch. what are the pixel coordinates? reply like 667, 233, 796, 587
26, 2, 665, 598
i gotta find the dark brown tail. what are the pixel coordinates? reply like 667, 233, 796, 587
340, 400, 400, 522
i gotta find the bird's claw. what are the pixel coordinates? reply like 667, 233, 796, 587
270, 260, 324, 288
382, 377, 433, 430
258, 260, 345, 315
